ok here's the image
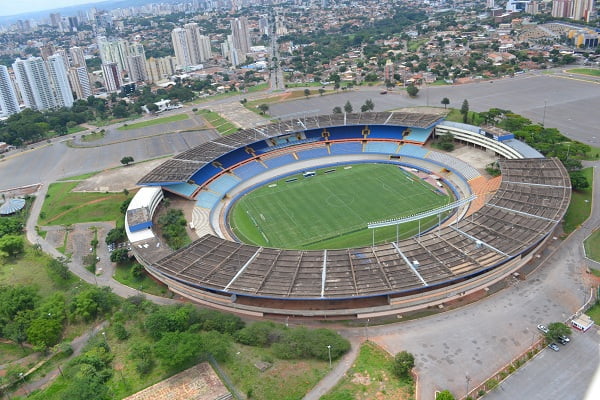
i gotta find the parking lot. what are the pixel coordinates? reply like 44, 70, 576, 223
485, 326, 600, 400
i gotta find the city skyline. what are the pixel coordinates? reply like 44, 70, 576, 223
0, 0, 100, 17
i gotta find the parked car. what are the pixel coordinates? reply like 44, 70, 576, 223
537, 324, 549, 334
558, 335, 570, 344
548, 343, 560, 352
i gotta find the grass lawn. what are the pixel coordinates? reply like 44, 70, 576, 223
222, 343, 330, 400
407, 38, 428, 52
563, 167, 593, 234
113, 261, 170, 297
567, 68, 600, 77
322, 341, 414, 400
445, 108, 484, 125
117, 114, 189, 131
230, 164, 451, 249
196, 109, 238, 135
0, 342, 35, 364
246, 82, 269, 92
587, 301, 600, 325
39, 181, 129, 226
285, 81, 327, 88
81, 130, 105, 142
584, 229, 600, 262
0, 245, 78, 297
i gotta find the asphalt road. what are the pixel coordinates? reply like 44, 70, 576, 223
269, 72, 600, 145
485, 326, 600, 400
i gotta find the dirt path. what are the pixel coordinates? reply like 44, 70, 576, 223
12, 321, 109, 397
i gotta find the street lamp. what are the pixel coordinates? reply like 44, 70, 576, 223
542, 100, 547, 126
327, 345, 332, 368
466, 374, 471, 397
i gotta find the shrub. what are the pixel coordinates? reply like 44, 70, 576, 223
392, 351, 415, 379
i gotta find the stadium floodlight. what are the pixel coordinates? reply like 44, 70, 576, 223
367, 194, 477, 229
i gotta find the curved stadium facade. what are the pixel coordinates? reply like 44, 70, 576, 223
125, 112, 571, 319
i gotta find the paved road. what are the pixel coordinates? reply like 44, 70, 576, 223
269, 72, 600, 145
485, 326, 600, 400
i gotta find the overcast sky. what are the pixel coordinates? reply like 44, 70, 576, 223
1, 0, 99, 17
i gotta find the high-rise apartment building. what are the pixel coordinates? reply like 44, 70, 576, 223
572, 0, 595, 21
172, 28, 193, 68
230, 17, 251, 56
0, 66, 20, 117
47, 54, 74, 108
552, 0, 573, 17
68, 66, 92, 100
128, 54, 148, 82
69, 46, 87, 68
13, 57, 57, 111
98, 37, 130, 73
171, 24, 212, 68
145, 56, 176, 84
101, 62, 122, 92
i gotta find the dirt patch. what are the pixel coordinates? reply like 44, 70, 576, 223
352, 372, 372, 385
73, 158, 167, 193
44, 228, 67, 248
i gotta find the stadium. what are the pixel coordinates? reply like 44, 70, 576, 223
125, 111, 571, 319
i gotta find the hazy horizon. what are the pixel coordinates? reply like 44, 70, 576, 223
0, 0, 101, 17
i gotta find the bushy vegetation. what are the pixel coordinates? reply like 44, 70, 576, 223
157, 208, 191, 250
0, 284, 118, 351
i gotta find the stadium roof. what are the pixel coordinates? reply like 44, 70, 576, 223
138, 111, 444, 185
0, 198, 25, 215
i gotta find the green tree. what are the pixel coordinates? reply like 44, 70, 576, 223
26, 318, 63, 349
304, 88, 311, 98
319, 88, 325, 96
0, 285, 38, 328
258, 103, 269, 114
436, 390, 455, 400
120, 156, 134, 166
47, 257, 70, 280
406, 85, 419, 97
460, 99, 469, 123
0, 235, 24, 257
343, 100, 353, 113
332, 106, 342, 114
392, 351, 415, 378
0, 218, 23, 238
110, 248, 129, 264
441, 97, 450, 108
545, 322, 572, 342
105, 227, 126, 244
361, 98, 375, 112
570, 170, 589, 190
154, 331, 206, 369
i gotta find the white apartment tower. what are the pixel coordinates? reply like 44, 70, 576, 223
13, 57, 57, 111
101, 62, 122, 92
0, 65, 20, 117
69, 46, 86, 68
230, 17, 251, 56
172, 28, 193, 68
172, 24, 212, 68
47, 54, 74, 108
68, 66, 92, 100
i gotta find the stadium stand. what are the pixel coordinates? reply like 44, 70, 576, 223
195, 191, 222, 209
403, 127, 433, 143
425, 151, 481, 181
263, 153, 297, 169
208, 174, 240, 194
329, 142, 363, 155
129, 111, 569, 317
364, 141, 399, 154
296, 147, 330, 160
232, 161, 267, 180
162, 182, 199, 199
399, 144, 429, 158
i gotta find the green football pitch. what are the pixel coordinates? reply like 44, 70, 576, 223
229, 163, 453, 250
